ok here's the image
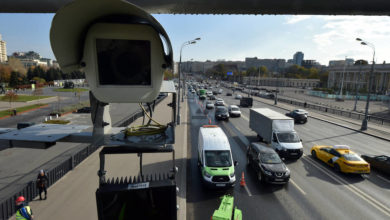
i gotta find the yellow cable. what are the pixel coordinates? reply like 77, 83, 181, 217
124, 103, 167, 137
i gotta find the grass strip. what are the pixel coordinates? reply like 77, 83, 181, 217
0, 95, 52, 102
0, 104, 47, 118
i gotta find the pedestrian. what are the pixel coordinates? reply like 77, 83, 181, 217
15, 196, 34, 220
13, 109, 17, 116
36, 169, 48, 200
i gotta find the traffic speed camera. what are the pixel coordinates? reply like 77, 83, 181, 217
50, 0, 173, 103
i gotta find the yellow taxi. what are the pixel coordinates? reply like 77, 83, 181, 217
310, 145, 370, 174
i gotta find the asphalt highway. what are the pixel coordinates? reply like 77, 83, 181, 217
186, 91, 390, 220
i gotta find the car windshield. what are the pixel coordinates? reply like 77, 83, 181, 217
342, 154, 363, 161
206, 101, 212, 104
205, 150, 232, 167
260, 153, 282, 164
277, 132, 301, 143
216, 107, 227, 113
231, 107, 239, 111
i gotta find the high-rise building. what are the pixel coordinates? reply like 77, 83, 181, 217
0, 34, 8, 63
293, 51, 304, 66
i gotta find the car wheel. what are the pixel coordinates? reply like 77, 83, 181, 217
311, 150, 317, 159
334, 163, 341, 172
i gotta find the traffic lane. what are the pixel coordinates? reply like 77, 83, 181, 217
220, 96, 390, 218
222, 92, 390, 156
218, 106, 390, 219
187, 95, 314, 220
222, 94, 390, 207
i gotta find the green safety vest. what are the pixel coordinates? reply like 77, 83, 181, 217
16, 206, 32, 220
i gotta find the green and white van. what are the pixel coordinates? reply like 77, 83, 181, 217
198, 125, 237, 188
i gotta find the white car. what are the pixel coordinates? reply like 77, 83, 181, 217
228, 105, 241, 117
206, 101, 215, 109
215, 99, 225, 106
235, 94, 242, 99
292, 109, 308, 116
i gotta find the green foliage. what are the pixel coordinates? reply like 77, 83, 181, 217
0, 104, 46, 118
1, 95, 51, 102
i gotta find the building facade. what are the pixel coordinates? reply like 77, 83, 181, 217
245, 57, 286, 72
243, 76, 320, 88
0, 34, 7, 63
327, 63, 390, 94
293, 52, 304, 66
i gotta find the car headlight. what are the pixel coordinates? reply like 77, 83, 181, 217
263, 170, 272, 176
204, 170, 211, 178
230, 172, 235, 177
285, 168, 290, 176
217, 115, 221, 117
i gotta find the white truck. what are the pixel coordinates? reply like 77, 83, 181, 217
249, 108, 303, 159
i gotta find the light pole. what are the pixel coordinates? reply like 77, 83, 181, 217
356, 38, 375, 131
177, 37, 200, 125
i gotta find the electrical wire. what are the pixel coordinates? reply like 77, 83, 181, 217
124, 103, 167, 137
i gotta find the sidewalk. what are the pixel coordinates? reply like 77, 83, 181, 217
9, 94, 189, 219
244, 92, 390, 142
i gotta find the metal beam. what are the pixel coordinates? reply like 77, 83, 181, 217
0, 0, 390, 15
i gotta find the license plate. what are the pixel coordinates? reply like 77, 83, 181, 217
274, 178, 284, 181
216, 184, 226, 187
291, 153, 298, 155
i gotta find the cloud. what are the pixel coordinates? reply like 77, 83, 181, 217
285, 15, 312, 24
313, 16, 390, 64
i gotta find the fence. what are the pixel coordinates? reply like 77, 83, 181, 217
0, 95, 167, 220
277, 97, 390, 126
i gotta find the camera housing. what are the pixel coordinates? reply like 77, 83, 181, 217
82, 23, 166, 103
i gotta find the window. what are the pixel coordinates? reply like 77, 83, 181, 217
260, 153, 282, 164
276, 132, 300, 143
342, 154, 363, 161
205, 150, 232, 167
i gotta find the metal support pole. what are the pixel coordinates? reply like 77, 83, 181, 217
361, 55, 375, 130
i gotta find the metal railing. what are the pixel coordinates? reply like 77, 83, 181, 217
240, 90, 390, 126
0, 95, 167, 220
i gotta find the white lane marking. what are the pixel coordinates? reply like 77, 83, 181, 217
290, 179, 307, 195
377, 175, 390, 184
244, 184, 252, 197
241, 114, 249, 121
304, 156, 390, 217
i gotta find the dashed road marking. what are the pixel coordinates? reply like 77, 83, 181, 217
290, 179, 307, 195
244, 184, 252, 197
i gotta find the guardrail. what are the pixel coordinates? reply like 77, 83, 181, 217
0, 95, 167, 220
238, 89, 390, 127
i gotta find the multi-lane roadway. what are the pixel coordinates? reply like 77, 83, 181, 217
186, 89, 390, 220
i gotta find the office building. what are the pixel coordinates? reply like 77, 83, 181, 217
293, 51, 304, 66
0, 34, 7, 63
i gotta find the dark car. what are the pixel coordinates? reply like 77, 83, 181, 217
226, 92, 232, 96
76, 107, 91, 113
215, 106, 229, 121
361, 155, 390, 176
247, 143, 290, 184
240, 97, 253, 107
209, 95, 217, 100
286, 110, 307, 124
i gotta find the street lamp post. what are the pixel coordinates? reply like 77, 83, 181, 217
356, 38, 375, 131
177, 37, 200, 125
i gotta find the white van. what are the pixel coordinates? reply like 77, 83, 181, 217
198, 125, 237, 188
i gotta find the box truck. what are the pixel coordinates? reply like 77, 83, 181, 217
249, 108, 303, 159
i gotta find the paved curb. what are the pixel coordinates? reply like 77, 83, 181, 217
25, 96, 57, 104
250, 96, 390, 142
0, 104, 49, 120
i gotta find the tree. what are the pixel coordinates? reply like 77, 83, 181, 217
259, 66, 268, 77
164, 69, 174, 80
0, 64, 12, 83
9, 71, 19, 88
8, 57, 27, 75
4, 90, 18, 109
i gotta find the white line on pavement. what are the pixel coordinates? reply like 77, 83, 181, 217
377, 175, 390, 184
304, 156, 390, 217
290, 179, 307, 195
244, 184, 252, 197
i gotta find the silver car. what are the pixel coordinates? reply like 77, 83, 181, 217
228, 105, 241, 117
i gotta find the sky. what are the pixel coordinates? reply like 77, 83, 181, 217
1, 13, 390, 65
